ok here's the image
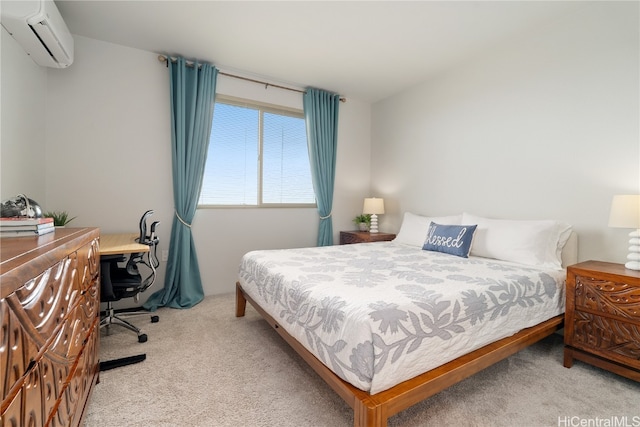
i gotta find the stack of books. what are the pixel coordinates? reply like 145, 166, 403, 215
0, 217, 55, 237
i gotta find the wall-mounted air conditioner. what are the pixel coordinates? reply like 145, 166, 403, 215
1, 0, 74, 68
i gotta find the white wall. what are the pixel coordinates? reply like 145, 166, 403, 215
1, 27, 48, 205
45, 35, 372, 299
371, 2, 639, 264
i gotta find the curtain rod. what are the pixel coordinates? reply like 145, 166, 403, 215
157, 55, 346, 102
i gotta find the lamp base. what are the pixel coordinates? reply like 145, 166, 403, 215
625, 229, 640, 270
625, 261, 640, 271
370, 214, 379, 233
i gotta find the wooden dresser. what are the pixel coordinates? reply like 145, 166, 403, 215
564, 260, 640, 381
1, 227, 101, 426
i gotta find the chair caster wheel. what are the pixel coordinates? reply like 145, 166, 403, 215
151, 315, 159, 323
138, 334, 148, 343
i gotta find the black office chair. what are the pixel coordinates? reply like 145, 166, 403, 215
100, 210, 161, 343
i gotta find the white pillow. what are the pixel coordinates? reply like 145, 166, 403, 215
461, 213, 572, 269
394, 212, 462, 248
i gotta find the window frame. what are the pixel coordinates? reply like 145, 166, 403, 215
198, 95, 317, 209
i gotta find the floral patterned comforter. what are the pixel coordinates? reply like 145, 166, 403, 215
238, 242, 565, 394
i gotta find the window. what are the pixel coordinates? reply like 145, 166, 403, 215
199, 96, 315, 207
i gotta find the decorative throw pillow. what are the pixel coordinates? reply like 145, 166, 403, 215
394, 212, 463, 248
422, 222, 477, 258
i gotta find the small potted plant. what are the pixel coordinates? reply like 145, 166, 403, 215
44, 210, 77, 227
353, 214, 371, 231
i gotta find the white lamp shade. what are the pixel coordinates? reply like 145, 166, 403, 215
363, 198, 385, 215
608, 195, 640, 229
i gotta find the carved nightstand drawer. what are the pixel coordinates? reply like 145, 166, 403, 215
575, 276, 640, 318
572, 310, 640, 369
564, 261, 640, 382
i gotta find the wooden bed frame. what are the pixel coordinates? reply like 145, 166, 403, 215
236, 282, 564, 427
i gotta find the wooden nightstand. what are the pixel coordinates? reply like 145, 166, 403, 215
564, 261, 640, 381
339, 231, 396, 245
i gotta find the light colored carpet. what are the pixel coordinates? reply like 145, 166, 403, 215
85, 293, 639, 427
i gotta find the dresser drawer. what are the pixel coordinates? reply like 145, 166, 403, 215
571, 310, 640, 369
574, 275, 640, 319
0, 298, 40, 404
9, 359, 46, 427
6, 256, 82, 345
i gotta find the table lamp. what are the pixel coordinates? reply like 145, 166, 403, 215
608, 194, 640, 270
363, 198, 385, 233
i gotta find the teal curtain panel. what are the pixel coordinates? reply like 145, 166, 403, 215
303, 88, 340, 246
144, 57, 218, 310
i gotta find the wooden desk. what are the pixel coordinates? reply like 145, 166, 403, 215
100, 233, 149, 255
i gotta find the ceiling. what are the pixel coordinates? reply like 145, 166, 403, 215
55, 1, 585, 103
